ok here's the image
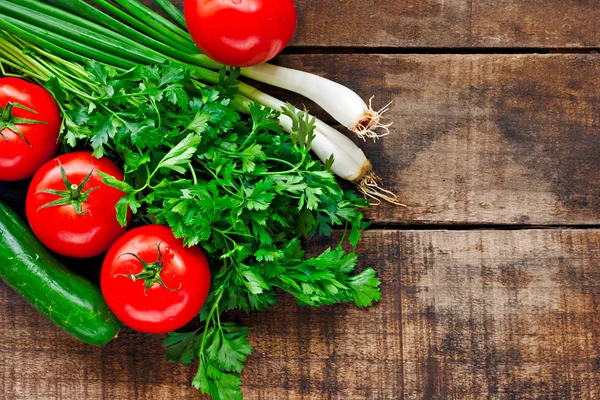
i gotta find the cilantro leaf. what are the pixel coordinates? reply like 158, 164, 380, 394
188, 111, 210, 135
98, 171, 134, 193
45, 77, 66, 104
114, 193, 140, 227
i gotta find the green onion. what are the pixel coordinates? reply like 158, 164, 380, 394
0, 1, 165, 66
110, 0, 192, 43
152, 0, 187, 29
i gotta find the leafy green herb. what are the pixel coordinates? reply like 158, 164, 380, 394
42, 60, 378, 400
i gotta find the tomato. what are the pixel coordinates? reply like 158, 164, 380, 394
26, 151, 130, 258
185, 0, 297, 67
0, 77, 61, 181
100, 225, 211, 334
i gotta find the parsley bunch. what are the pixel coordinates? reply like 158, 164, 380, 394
9, 40, 380, 398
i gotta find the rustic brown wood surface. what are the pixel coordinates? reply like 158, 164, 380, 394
170, 0, 600, 48
2, 230, 600, 399
1, 1, 600, 400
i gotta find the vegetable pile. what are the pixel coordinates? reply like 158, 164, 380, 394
0, 1, 400, 399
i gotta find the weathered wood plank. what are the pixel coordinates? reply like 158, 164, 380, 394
400, 229, 600, 399
0, 292, 202, 399
158, 0, 600, 48
1, 230, 599, 399
242, 229, 600, 399
273, 54, 600, 225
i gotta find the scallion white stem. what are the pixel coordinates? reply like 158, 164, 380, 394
241, 63, 393, 141
297, 119, 403, 206
234, 91, 403, 206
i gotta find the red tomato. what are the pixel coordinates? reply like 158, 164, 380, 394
0, 77, 61, 181
185, 0, 297, 67
101, 225, 211, 334
26, 151, 130, 258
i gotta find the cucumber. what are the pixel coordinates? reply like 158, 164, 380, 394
0, 199, 120, 345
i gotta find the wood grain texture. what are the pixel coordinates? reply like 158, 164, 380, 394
161, 0, 600, 48
272, 54, 600, 226
400, 229, 600, 399
0, 283, 201, 399
2, 230, 599, 399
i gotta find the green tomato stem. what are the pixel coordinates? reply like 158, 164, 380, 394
70, 184, 80, 200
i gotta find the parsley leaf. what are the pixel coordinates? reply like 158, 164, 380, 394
157, 133, 202, 174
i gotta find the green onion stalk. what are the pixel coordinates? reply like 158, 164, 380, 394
20, 0, 393, 140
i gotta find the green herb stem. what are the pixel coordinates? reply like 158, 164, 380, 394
0, 34, 52, 80
111, 0, 192, 44
87, 0, 197, 53
9, 31, 92, 83
201, 272, 227, 344
152, 0, 187, 29
0, 3, 167, 68
0, 36, 88, 111
46, 0, 215, 66
0, 58, 38, 79
2, 31, 102, 102
33, 59, 95, 101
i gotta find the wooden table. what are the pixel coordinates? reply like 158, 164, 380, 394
2, 1, 600, 399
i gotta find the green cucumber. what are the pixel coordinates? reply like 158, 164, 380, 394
0, 199, 120, 345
